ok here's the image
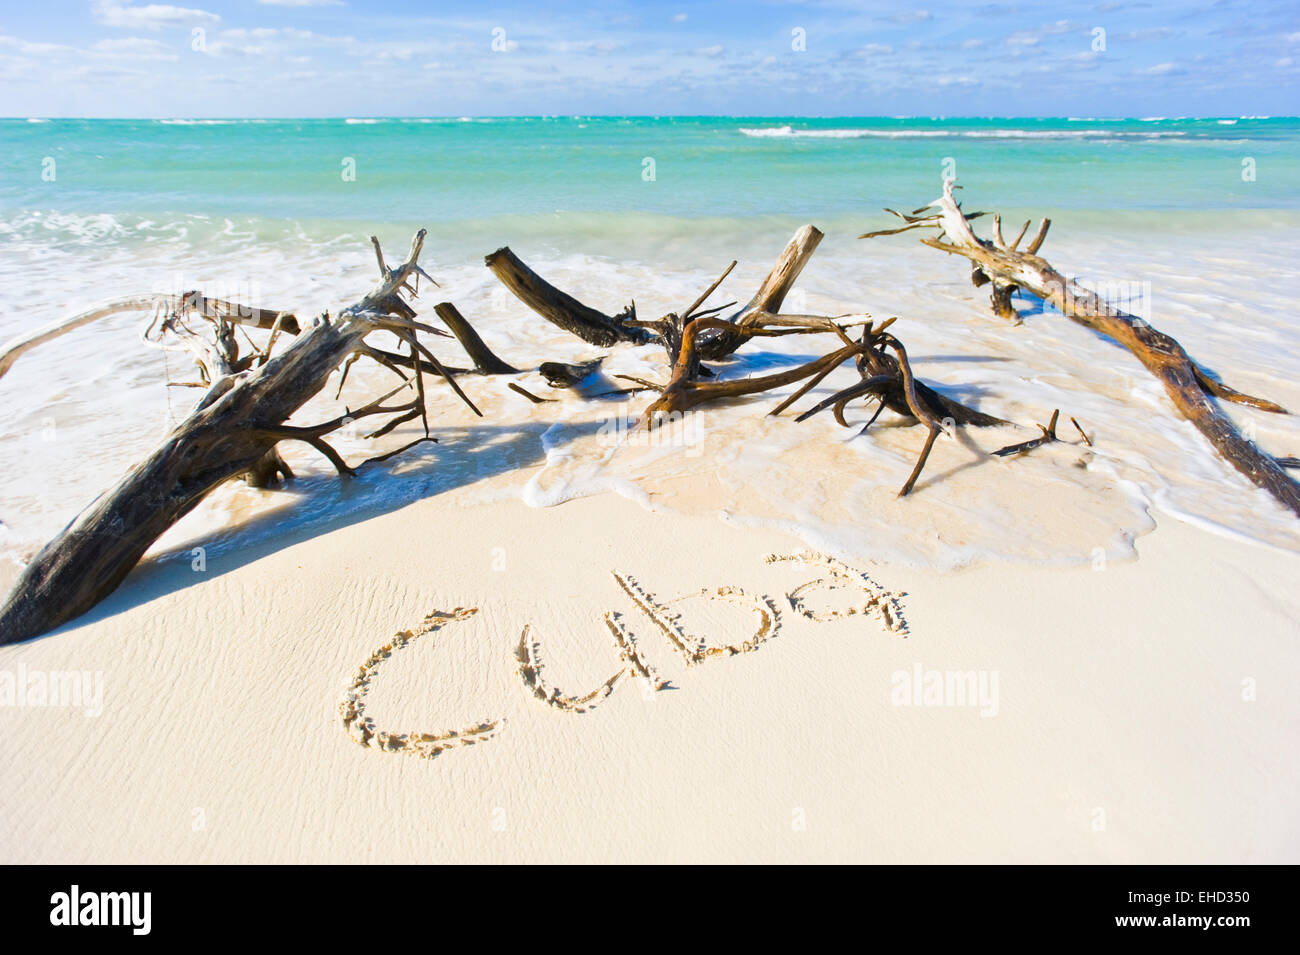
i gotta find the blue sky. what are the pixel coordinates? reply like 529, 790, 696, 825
1, 1, 1296, 117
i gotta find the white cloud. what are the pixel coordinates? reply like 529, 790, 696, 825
1006, 19, 1081, 49
92, 1, 220, 30
93, 36, 172, 54
281, 28, 356, 45
697, 44, 724, 57
673, 13, 687, 22
553, 39, 623, 55
0, 33, 77, 55
258, 0, 343, 6
220, 28, 280, 40
204, 42, 270, 57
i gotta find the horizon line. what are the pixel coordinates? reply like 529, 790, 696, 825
3, 114, 1293, 122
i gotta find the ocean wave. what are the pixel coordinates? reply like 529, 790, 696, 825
740, 125, 949, 139
738, 125, 1192, 141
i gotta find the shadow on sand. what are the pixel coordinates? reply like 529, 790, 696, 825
22, 415, 616, 645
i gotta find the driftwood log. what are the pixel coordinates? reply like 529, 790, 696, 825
0, 231, 473, 644
485, 247, 648, 347
862, 180, 1299, 517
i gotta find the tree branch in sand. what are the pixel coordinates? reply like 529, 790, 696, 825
480, 226, 824, 365
474, 221, 1010, 496
696, 226, 824, 362
993, 409, 1062, 457
432, 302, 519, 374
638, 315, 864, 424
0, 293, 302, 382
861, 179, 1300, 516
789, 319, 1007, 432
484, 246, 649, 347
0, 231, 477, 644
631, 305, 1007, 496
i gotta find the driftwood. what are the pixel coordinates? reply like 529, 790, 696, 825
862, 180, 1300, 517
507, 382, 555, 404
0, 231, 472, 644
471, 226, 1010, 496
696, 226, 824, 361
1, 220, 1031, 643
432, 302, 518, 374
993, 409, 1062, 457
485, 247, 648, 347
990, 410, 1093, 459
538, 357, 603, 388
0, 293, 301, 382
482, 227, 822, 364
639, 316, 865, 423
790, 318, 1007, 431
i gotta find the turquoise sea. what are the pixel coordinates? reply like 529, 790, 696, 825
2, 116, 1297, 234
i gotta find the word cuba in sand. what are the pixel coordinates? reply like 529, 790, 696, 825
339, 551, 906, 760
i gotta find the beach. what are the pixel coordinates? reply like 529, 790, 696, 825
2, 490, 1297, 863
1, 117, 1298, 863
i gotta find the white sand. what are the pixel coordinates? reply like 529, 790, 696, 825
2, 485, 1296, 863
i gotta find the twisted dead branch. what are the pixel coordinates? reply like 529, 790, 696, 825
0, 231, 474, 644
0, 293, 301, 382
862, 179, 1299, 516
484, 246, 649, 347
481, 226, 822, 364
471, 222, 1013, 497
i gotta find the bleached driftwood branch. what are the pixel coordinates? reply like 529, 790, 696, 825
861, 179, 1298, 516
0, 293, 301, 382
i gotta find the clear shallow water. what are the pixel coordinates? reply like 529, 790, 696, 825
0, 117, 1298, 573
3, 116, 1297, 224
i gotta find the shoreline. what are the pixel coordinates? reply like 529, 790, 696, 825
4, 217, 1298, 574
